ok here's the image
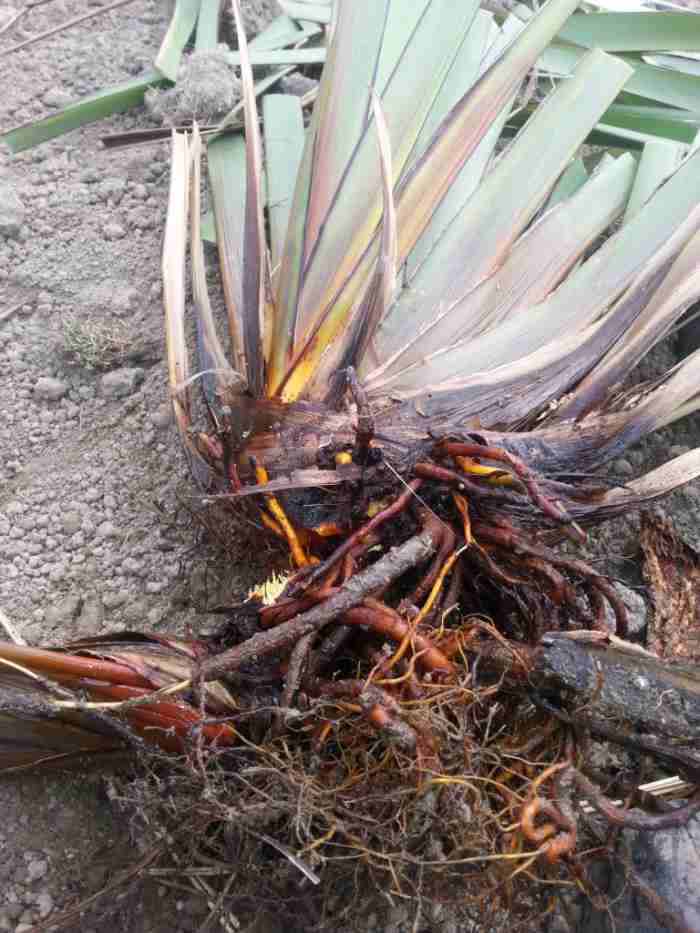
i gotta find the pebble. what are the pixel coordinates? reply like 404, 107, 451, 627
96, 520, 117, 538
123, 598, 149, 621
612, 458, 634, 478
102, 222, 126, 241
48, 564, 67, 583
0, 179, 26, 238
147, 605, 166, 624
122, 556, 144, 576
77, 595, 103, 632
97, 177, 126, 203
42, 88, 72, 108
100, 367, 144, 398
44, 594, 82, 627
606, 583, 647, 637
103, 591, 128, 609
150, 404, 173, 430
61, 511, 82, 536
34, 377, 68, 401
35, 891, 53, 918
26, 858, 48, 883
127, 206, 155, 230
109, 285, 139, 316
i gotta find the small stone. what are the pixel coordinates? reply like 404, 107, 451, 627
49, 563, 67, 583
35, 891, 53, 918
127, 206, 155, 230
61, 511, 82, 535
77, 595, 104, 632
123, 599, 149, 622
109, 286, 139, 316
34, 377, 68, 401
123, 556, 144, 576
147, 606, 166, 625
97, 177, 126, 203
669, 444, 691, 459
613, 458, 634, 478
606, 583, 647, 638
100, 367, 144, 398
102, 590, 129, 610
44, 594, 82, 627
96, 520, 117, 538
26, 858, 48, 883
150, 404, 173, 430
102, 222, 126, 241
103, 591, 128, 610
80, 168, 101, 184
84, 487, 102, 503
42, 88, 72, 108
0, 179, 26, 237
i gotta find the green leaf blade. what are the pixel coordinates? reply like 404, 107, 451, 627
2, 72, 169, 153
558, 12, 700, 53
155, 0, 202, 82
263, 94, 306, 269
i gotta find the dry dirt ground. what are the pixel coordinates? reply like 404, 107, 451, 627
3, 2, 700, 932
0, 2, 273, 931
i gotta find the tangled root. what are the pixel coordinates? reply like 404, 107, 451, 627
114, 435, 699, 930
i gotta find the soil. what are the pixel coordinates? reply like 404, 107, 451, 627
0, 2, 274, 931
2, 2, 700, 932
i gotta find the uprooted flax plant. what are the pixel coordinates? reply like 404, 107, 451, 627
5, 0, 700, 928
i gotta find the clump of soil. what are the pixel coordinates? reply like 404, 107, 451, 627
145, 47, 241, 126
